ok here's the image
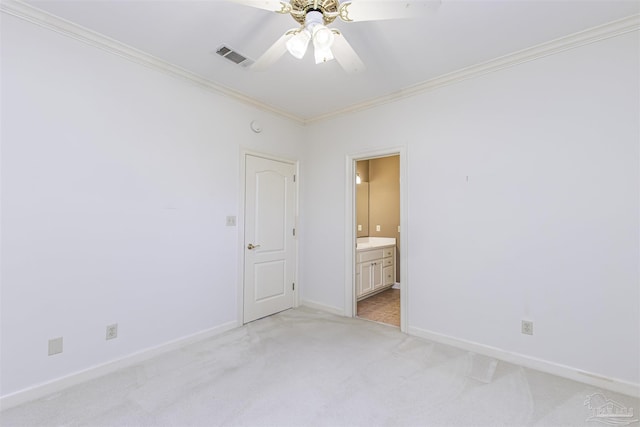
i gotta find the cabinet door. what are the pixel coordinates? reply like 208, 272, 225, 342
358, 263, 374, 296
372, 260, 384, 290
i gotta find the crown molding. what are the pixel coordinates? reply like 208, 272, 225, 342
2, 0, 638, 125
0, 0, 304, 124
306, 13, 640, 124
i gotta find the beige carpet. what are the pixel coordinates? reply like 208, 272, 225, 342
2, 307, 638, 426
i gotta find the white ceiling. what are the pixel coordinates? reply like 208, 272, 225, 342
24, 0, 640, 121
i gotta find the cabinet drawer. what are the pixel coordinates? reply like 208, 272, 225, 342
383, 257, 393, 267
384, 266, 394, 285
383, 247, 394, 258
358, 249, 384, 263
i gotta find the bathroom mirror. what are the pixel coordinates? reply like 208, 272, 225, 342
356, 182, 369, 237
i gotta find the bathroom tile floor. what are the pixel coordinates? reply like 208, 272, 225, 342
357, 287, 400, 327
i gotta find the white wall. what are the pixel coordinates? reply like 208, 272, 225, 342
0, 14, 303, 397
300, 32, 639, 386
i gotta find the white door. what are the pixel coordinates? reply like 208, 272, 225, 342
243, 155, 296, 323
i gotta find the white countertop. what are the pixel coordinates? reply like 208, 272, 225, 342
356, 237, 396, 250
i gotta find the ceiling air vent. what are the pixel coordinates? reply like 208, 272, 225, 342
215, 45, 253, 67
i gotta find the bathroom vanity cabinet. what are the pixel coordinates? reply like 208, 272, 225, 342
356, 244, 395, 300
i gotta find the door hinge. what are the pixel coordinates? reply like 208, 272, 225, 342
292, 228, 296, 237
293, 174, 296, 183
292, 282, 295, 291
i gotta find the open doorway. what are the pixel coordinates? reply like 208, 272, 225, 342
355, 155, 400, 327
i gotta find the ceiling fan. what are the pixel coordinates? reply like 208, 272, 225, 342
229, 0, 441, 73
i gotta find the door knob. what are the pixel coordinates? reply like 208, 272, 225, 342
247, 243, 261, 250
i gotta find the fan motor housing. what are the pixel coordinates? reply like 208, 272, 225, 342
290, 0, 339, 25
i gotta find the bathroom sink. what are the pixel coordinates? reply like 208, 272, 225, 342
356, 237, 396, 249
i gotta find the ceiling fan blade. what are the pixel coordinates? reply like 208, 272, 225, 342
226, 0, 292, 14
330, 30, 365, 74
337, 0, 441, 22
251, 30, 296, 71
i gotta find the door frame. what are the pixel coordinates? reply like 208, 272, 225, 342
344, 147, 408, 332
237, 149, 300, 326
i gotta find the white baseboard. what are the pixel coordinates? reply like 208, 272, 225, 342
408, 326, 640, 398
0, 320, 238, 411
300, 299, 344, 316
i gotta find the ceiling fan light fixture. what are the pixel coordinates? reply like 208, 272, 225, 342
312, 24, 334, 50
314, 46, 334, 64
286, 29, 311, 59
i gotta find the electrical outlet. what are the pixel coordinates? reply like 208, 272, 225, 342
358, 224, 362, 231
376, 225, 381, 232
226, 216, 236, 227
521, 320, 533, 335
106, 324, 118, 340
48, 337, 63, 356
